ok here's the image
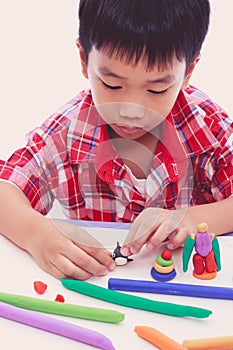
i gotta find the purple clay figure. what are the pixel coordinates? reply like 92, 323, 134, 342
182, 222, 221, 280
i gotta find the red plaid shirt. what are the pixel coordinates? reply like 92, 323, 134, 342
0, 86, 233, 222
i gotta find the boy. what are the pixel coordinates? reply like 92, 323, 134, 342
0, 0, 232, 280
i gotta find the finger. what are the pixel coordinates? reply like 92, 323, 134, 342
52, 219, 115, 272
122, 210, 164, 255
123, 208, 164, 246
39, 260, 68, 280
36, 255, 71, 280
62, 242, 112, 277
51, 254, 92, 280
166, 208, 188, 233
146, 220, 173, 250
124, 231, 150, 255
121, 226, 153, 255
80, 244, 116, 271
31, 248, 69, 280
166, 226, 189, 250
56, 221, 116, 275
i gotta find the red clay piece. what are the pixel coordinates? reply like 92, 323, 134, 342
205, 251, 217, 273
55, 294, 65, 303
193, 254, 205, 275
161, 249, 172, 261
33, 281, 48, 295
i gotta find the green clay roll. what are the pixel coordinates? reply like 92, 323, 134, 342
60, 279, 212, 319
0, 291, 124, 323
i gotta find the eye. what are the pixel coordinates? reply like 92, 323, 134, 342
147, 89, 167, 95
102, 81, 122, 90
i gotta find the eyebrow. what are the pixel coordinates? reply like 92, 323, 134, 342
146, 75, 175, 84
98, 66, 126, 80
98, 66, 175, 83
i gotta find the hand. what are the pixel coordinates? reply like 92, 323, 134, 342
121, 207, 192, 256
26, 217, 116, 280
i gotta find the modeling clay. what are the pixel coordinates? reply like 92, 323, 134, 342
151, 249, 176, 281
0, 302, 115, 350
0, 291, 124, 323
108, 278, 233, 300
112, 241, 133, 265
60, 279, 212, 319
161, 249, 172, 261
134, 325, 187, 350
182, 335, 233, 349
33, 281, 47, 294
183, 223, 221, 280
55, 294, 65, 303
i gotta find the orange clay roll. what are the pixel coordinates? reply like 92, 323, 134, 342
182, 336, 233, 350
134, 325, 188, 350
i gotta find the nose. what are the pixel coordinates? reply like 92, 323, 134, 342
119, 102, 145, 120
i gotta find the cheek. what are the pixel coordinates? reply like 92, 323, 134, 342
89, 78, 111, 106
158, 90, 181, 116
146, 96, 175, 119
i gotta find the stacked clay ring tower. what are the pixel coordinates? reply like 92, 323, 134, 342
151, 249, 176, 281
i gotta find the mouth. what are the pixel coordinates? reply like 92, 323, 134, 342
114, 124, 144, 135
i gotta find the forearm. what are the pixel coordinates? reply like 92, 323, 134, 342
187, 196, 233, 235
0, 182, 44, 251
0, 182, 115, 280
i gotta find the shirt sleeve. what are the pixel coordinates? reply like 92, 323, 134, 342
210, 132, 233, 200
0, 130, 57, 215
0, 178, 25, 191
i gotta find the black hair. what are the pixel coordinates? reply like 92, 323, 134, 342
78, 0, 210, 70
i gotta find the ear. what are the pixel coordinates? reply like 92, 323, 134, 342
181, 54, 201, 89
76, 38, 88, 79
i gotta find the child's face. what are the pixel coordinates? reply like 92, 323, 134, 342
79, 46, 197, 140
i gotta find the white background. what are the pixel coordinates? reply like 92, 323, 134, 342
0, 0, 232, 160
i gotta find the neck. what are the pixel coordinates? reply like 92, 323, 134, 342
109, 128, 159, 178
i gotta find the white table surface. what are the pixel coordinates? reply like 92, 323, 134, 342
0, 223, 233, 350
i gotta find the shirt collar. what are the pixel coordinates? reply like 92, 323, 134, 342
168, 88, 220, 156
67, 90, 122, 183
67, 90, 107, 164
147, 88, 220, 195
67, 88, 220, 184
